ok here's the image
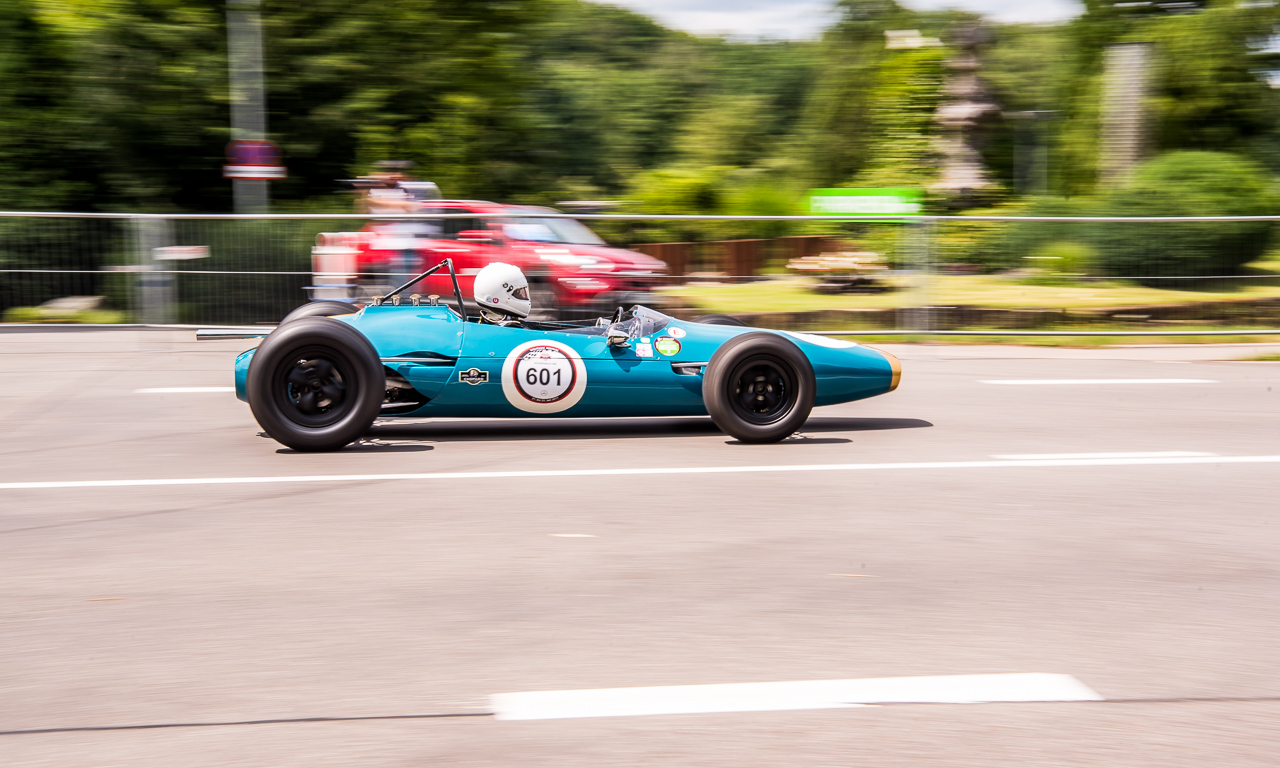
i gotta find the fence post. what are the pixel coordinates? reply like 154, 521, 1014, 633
132, 216, 174, 324
896, 217, 935, 333
921, 218, 934, 335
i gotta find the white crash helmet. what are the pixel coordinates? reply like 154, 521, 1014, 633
474, 262, 531, 321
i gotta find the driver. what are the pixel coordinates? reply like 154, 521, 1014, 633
474, 262, 531, 326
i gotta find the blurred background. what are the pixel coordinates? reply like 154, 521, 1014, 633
5, 0, 1280, 338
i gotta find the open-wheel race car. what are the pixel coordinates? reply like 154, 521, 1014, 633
210, 259, 902, 451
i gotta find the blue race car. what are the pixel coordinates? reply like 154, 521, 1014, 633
224, 260, 901, 451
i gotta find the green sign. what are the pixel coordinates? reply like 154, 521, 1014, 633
807, 188, 922, 216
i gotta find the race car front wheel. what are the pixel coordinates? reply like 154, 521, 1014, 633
247, 317, 383, 451
704, 332, 815, 443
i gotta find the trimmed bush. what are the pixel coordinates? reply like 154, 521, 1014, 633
966, 152, 1276, 282
1093, 152, 1275, 280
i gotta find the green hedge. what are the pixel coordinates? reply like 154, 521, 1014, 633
962, 152, 1276, 281
1091, 152, 1275, 279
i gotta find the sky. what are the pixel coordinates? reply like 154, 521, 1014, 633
605, 0, 1084, 39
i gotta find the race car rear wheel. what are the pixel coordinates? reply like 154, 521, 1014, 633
693, 314, 747, 327
247, 317, 383, 451
279, 300, 360, 325
704, 333, 815, 443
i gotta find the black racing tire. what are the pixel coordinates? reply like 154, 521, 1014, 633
279, 300, 360, 325
693, 314, 748, 327
703, 332, 815, 443
247, 317, 383, 452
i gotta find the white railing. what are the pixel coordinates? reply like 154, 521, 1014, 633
1, 211, 1278, 335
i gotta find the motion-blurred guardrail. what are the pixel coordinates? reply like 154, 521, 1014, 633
3, 210, 1280, 335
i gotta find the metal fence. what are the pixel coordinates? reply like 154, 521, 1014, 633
3, 211, 1280, 334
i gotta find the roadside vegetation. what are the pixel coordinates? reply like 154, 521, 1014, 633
816, 331, 1280, 348
664, 272, 1280, 315
6, 0, 1280, 335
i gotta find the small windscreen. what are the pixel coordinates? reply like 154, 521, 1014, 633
614, 306, 671, 339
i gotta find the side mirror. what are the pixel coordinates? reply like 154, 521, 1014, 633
606, 327, 631, 348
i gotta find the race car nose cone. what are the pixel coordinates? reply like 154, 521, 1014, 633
864, 345, 901, 392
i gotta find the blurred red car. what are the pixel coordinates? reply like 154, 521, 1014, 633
351, 201, 668, 320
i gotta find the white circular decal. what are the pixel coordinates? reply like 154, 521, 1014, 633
501, 340, 588, 414
668, 326, 686, 338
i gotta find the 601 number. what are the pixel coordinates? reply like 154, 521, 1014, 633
525, 367, 561, 386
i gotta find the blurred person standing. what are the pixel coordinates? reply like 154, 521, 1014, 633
357, 162, 440, 284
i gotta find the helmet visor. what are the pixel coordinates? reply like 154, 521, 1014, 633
512, 286, 529, 301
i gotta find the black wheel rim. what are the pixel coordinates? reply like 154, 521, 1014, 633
272, 346, 356, 428
727, 354, 797, 425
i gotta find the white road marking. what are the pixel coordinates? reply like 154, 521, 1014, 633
6, 455, 1280, 492
981, 379, 1217, 385
134, 387, 235, 394
491, 673, 1103, 720
992, 451, 1217, 460
1113, 342, 1280, 348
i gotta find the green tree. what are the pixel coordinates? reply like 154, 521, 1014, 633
1146, 3, 1280, 161
1056, 0, 1280, 194
789, 0, 916, 189
847, 45, 946, 189
0, 0, 91, 209
55, 0, 230, 211
269, 0, 551, 202
982, 23, 1073, 191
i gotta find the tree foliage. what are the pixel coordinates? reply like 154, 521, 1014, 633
2, 0, 1280, 227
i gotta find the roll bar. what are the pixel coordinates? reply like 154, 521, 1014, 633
372, 258, 467, 317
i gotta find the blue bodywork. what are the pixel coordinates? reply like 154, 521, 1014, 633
234, 305, 899, 418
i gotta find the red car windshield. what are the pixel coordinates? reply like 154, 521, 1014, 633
500, 217, 606, 246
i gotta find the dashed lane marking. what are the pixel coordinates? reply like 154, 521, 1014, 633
135, 387, 235, 394
981, 379, 1217, 385
5, 454, 1280, 492
490, 673, 1103, 720
993, 451, 1216, 460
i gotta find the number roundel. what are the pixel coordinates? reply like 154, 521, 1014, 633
500, 340, 588, 414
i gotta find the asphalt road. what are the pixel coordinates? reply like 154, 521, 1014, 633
3, 329, 1280, 767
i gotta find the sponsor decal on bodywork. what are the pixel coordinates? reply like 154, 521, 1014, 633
458, 367, 489, 385
655, 337, 681, 356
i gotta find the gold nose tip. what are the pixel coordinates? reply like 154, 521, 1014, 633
865, 346, 901, 391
